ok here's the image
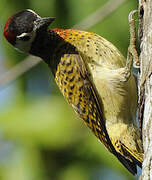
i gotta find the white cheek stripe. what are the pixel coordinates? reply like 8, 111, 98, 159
15, 31, 36, 53
17, 32, 30, 38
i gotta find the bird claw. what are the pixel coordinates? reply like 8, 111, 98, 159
118, 68, 131, 82
133, 60, 140, 68
128, 10, 138, 22
122, 69, 130, 82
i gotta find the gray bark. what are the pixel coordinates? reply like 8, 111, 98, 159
138, 0, 152, 179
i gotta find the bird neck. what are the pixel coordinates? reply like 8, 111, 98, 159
30, 29, 64, 60
30, 28, 77, 75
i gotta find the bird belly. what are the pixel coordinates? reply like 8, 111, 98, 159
92, 67, 137, 123
89, 65, 143, 161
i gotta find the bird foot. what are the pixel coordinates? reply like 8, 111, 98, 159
128, 10, 140, 68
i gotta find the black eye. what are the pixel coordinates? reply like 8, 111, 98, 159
19, 35, 31, 41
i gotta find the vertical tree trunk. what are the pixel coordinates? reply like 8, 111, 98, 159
138, 0, 152, 179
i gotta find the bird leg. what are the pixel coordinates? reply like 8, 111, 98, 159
120, 10, 139, 82
128, 10, 140, 68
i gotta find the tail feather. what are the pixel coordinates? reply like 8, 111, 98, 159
112, 141, 143, 175
130, 154, 142, 168
116, 152, 137, 175
121, 143, 143, 168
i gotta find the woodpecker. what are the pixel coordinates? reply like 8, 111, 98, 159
3, 9, 143, 175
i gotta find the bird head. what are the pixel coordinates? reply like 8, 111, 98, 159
3, 9, 55, 53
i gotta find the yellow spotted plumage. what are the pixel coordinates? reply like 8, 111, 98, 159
52, 29, 143, 173
3, 10, 143, 175
55, 53, 112, 150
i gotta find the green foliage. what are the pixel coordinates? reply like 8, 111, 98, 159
0, 97, 134, 179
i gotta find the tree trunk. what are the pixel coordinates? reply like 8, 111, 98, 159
138, 0, 152, 179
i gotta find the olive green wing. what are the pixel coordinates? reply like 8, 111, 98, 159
54, 53, 113, 150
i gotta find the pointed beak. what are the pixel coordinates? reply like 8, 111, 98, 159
34, 17, 55, 29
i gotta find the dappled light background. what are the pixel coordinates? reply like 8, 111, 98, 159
0, 0, 138, 179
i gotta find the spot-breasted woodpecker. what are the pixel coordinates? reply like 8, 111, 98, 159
3, 9, 143, 175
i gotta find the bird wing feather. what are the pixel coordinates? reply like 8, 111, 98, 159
54, 52, 138, 174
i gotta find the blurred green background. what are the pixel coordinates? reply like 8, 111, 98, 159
0, 0, 139, 179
